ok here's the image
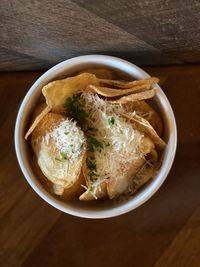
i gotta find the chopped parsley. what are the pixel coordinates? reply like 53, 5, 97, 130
86, 156, 98, 182
108, 116, 115, 126
55, 151, 68, 162
86, 157, 97, 172
87, 136, 103, 152
64, 95, 87, 126
60, 151, 68, 160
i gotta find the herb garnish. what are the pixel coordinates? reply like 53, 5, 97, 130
86, 156, 98, 182
86, 157, 97, 172
108, 117, 115, 126
55, 151, 68, 162
87, 136, 104, 152
64, 95, 87, 126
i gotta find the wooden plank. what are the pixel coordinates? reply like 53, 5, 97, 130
0, 47, 51, 71
0, 72, 41, 218
0, 189, 60, 267
74, 0, 200, 63
0, 0, 180, 70
0, 71, 61, 267
144, 65, 200, 143
154, 208, 200, 267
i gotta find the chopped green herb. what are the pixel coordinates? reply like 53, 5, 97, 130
86, 157, 97, 172
69, 144, 73, 148
86, 156, 99, 182
60, 151, 68, 160
64, 95, 87, 126
64, 132, 69, 135
108, 117, 115, 126
87, 136, 104, 152
90, 173, 98, 182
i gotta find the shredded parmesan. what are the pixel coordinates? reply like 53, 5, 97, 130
80, 93, 144, 193
44, 119, 85, 162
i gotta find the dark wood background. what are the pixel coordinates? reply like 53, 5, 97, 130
1, 0, 200, 71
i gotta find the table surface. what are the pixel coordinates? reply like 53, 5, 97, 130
0, 65, 200, 267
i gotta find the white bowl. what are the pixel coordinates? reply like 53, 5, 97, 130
15, 55, 177, 219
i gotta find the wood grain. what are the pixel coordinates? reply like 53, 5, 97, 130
0, 71, 60, 267
74, 0, 200, 63
1, 0, 200, 71
0, 64, 199, 267
4, 0, 200, 70
154, 208, 200, 267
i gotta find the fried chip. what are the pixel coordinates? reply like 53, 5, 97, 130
79, 161, 107, 201
86, 83, 152, 97
111, 89, 156, 104
122, 101, 163, 136
42, 73, 99, 112
79, 181, 107, 201
25, 104, 50, 139
121, 112, 166, 150
99, 77, 159, 89
106, 157, 145, 199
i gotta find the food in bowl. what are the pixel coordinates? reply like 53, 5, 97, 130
25, 69, 166, 201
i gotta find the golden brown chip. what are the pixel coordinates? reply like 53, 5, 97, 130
99, 77, 159, 89
121, 112, 166, 150
79, 181, 107, 201
42, 73, 99, 112
122, 101, 163, 136
79, 158, 108, 201
25, 104, 50, 139
111, 89, 156, 104
86, 83, 152, 97
32, 156, 85, 200
31, 112, 87, 199
129, 165, 156, 195
106, 157, 145, 199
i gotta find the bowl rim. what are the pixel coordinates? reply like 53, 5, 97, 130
15, 55, 177, 219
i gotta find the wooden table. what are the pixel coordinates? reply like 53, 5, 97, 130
0, 65, 200, 267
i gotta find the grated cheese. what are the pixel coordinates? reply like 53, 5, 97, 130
80, 93, 144, 193
44, 119, 85, 163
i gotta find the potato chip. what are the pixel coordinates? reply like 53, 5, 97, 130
25, 104, 50, 139
79, 158, 108, 201
120, 112, 166, 150
79, 181, 107, 201
106, 157, 145, 199
99, 77, 159, 89
42, 73, 99, 112
111, 89, 155, 104
122, 101, 163, 136
86, 83, 151, 97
